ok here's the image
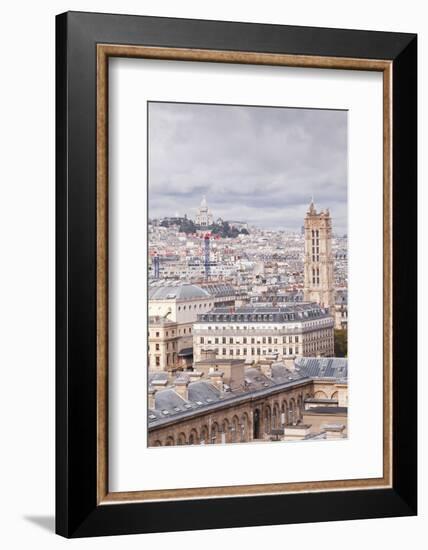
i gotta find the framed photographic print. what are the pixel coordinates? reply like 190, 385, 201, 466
56, 11, 417, 538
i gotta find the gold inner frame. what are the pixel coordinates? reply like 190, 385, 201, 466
96, 44, 393, 504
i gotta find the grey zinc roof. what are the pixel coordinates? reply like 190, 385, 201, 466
149, 284, 210, 301
244, 368, 276, 389
201, 283, 236, 297
197, 302, 331, 323
295, 357, 348, 380
271, 363, 308, 383
148, 357, 348, 428
148, 375, 313, 428
188, 381, 222, 402
155, 388, 188, 411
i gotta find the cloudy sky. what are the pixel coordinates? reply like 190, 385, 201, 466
148, 102, 347, 234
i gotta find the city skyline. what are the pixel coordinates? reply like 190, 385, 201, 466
148, 101, 348, 447
148, 102, 348, 233
149, 196, 348, 237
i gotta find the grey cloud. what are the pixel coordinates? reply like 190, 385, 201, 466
148, 102, 347, 233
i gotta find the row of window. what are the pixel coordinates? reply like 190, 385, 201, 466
201, 325, 301, 331
150, 327, 191, 338
303, 343, 334, 353
151, 353, 177, 367
149, 341, 178, 352
177, 303, 212, 311
202, 313, 300, 322
199, 332, 332, 346
203, 347, 300, 357
312, 267, 320, 285
305, 330, 332, 341
311, 234, 320, 263
199, 335, 300, 345
199, 318, 331, 331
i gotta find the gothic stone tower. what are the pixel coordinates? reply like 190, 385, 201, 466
303, 200, 334, 309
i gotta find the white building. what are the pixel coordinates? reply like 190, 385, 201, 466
193, 304, 335, 362
195, 196, 213, 227
148, 283, 237, 371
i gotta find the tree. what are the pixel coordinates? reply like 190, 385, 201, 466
334, 329, 348, 357
178, 218, 196, 234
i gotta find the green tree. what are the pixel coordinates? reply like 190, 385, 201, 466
334, 329, 348, 357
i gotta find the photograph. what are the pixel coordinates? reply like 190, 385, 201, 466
0, 1, 419, 545
147, 102, 348, 447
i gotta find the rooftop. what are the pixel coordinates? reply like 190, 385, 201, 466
148, 357, 348, 428
304, 407, 348, 415
199, 283, 236, 298
149, 283, 210, 301
196, 303, 332, 323
295, 356, 348, 379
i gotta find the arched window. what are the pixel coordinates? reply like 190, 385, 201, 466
165, 436, 175, 446
211, 422, 220, 444
297, 395, 303, 420
222, 418, 230, 444
272, 405, 277, 429
231, 416, 239, 443
253, 408, 261, 439
264, 406, 272, 434
289, 398, 297, 424
241, 413, 250, 442
177, 432, 187, 445
188, 429, 199, 445
200, 425, 209, 444
281, 401, 288, 426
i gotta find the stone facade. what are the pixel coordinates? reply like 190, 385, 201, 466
148, 284, 215, 371
148, 378, 347, 446
192, 303, 335, 362
302, 408, 348, 437
148, 283, 237, 371
148, 316, 195, 371
303, 200, 334, 309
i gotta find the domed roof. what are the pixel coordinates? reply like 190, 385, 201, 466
149, 284, 210, 301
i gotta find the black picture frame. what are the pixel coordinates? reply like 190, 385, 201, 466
56, 11, 417, 538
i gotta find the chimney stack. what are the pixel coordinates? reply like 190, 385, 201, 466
174, 378, 189, 401
208, 369, 224, 392
189, 370, 204, 383
148, 387, 157, 409
322, 424, 346, 439
259, 359, 273, 378
283, 357, 296, 371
